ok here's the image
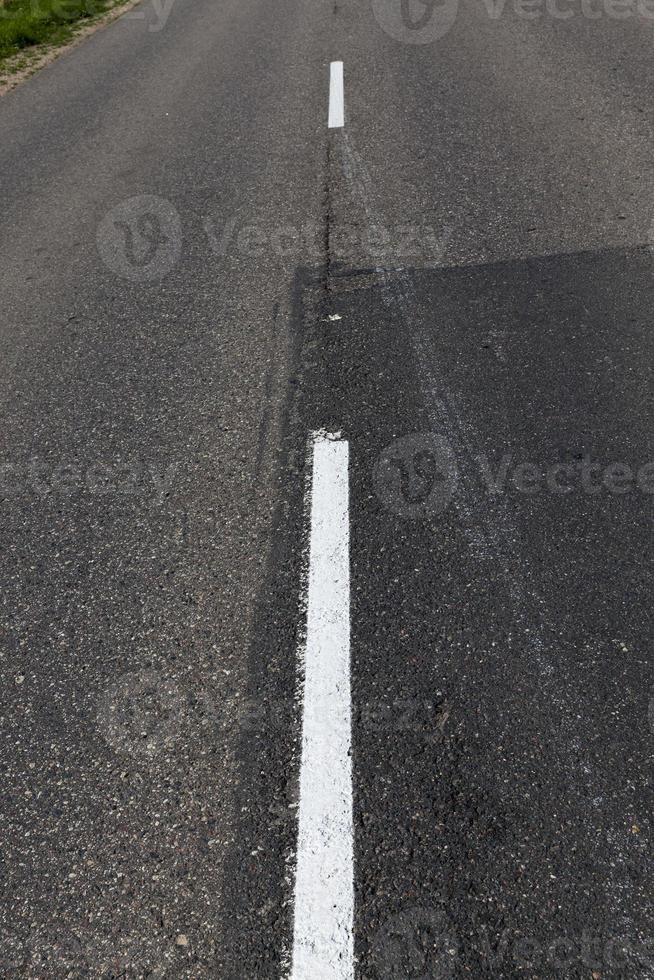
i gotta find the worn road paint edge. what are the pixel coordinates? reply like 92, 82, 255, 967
328, 61, 345, 129
290, 431, 354, 979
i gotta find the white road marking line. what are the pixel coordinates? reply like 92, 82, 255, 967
291, 432, 353, 980
328, 61, 345, 129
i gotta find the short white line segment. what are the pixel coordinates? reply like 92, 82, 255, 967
291, 433, 354, 980
328, 61, 345, 129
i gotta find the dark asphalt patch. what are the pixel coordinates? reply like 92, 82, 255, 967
277, 247, 654, 978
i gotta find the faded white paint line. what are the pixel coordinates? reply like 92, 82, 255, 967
328, 61, 345, 129
291, 433, 353, 980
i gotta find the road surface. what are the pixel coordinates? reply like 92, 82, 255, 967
0, 0, 653, 975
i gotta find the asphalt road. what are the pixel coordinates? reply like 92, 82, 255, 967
0, 0, 653, 975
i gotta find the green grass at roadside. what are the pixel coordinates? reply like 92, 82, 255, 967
0, 0, 111, 62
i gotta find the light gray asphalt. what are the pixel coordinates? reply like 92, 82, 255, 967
0, 0, 327, 973
1, 0, 654, 975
